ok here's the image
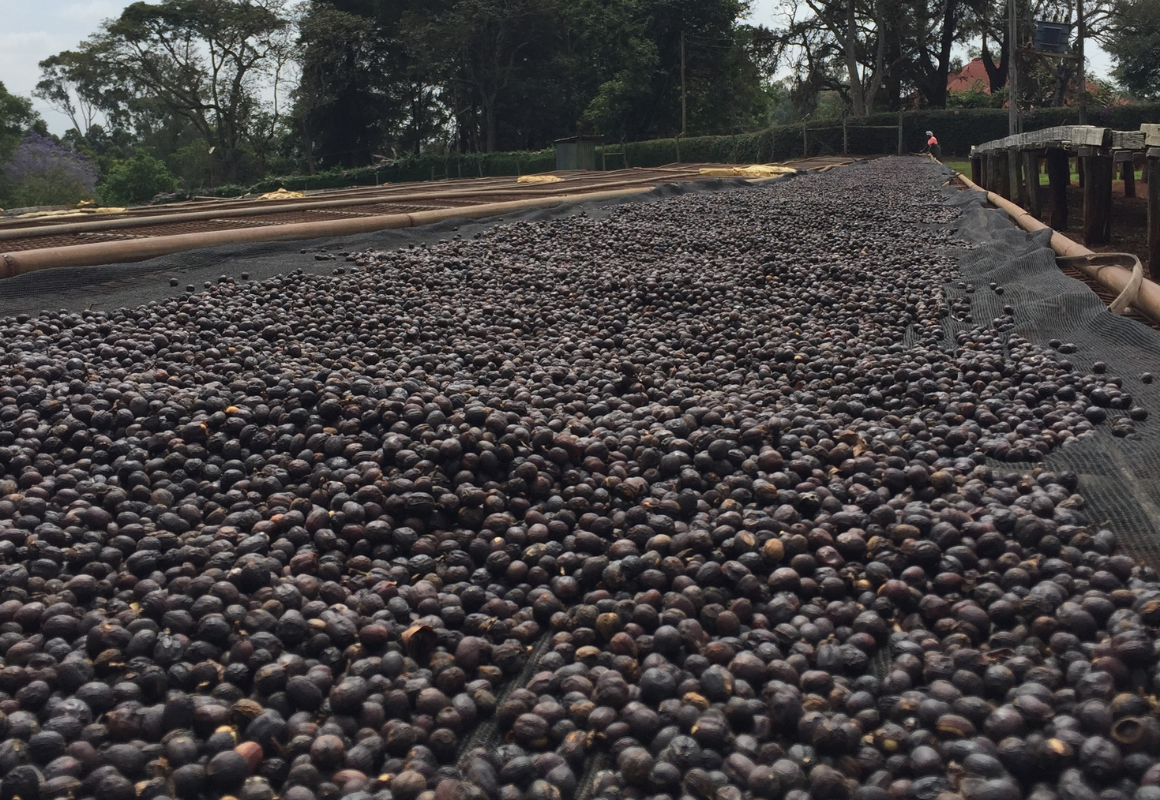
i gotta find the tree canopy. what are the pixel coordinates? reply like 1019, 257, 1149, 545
290, 0, 774, 165
39, 0, 296, 182
0, 81, 42, 168
1106, 0, 1160, 99
0, 0, 1149, 192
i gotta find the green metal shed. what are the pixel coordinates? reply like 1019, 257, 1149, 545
555, 136, 601, 171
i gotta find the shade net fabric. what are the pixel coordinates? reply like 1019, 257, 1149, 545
0, 178, 760, 318
937, 174, 1160, 568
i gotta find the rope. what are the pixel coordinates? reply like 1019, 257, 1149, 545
947, 164, 1153, 322
1110, 256, 1144, 315
1059, 253, 1145, 315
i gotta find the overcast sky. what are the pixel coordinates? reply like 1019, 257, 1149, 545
0, 0, 131, 132
0, 0, 1117, 136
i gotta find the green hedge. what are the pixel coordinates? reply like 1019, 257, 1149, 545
184, 104, 1160, 195
244, 149, 557, 195
618, 121, 902, 167
869, 103, 1160, 158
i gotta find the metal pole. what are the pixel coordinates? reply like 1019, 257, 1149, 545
1008, 0, 1018, 136
680, 32, 687, 137
843, 116, 849, 156
1077, 0, 1087, 124
897, 113, 904, 155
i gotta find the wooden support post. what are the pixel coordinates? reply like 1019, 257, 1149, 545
1119, 155, 1136, 199
1098, 153, 1113, 243
1081, 149, 1113, 246
1077, 156, 1084, 188
1022, 151, 1042, 219
991, 150, 1011, 199
1009, 147, 1025, 207
970, 156, 982, 187
1046, 148, 1069, 230
1148, 152, 1159, 278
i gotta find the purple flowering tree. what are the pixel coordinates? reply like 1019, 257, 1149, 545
1, 132, 98, 208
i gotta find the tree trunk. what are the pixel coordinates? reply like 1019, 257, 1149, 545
412, 94, 422, 157
929, 0, 958, 108
224, 153, 238, 184
884, 28, 902, 110
862, 2, 888, 116
1051, 59, 1074, 106
981, 31, 1009, 94
484, 93, 497, 153
845, 0, 865, 117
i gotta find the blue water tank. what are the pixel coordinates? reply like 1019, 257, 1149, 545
1034, 21, 1072, 53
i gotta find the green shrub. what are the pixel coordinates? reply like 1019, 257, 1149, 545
241, 149, 558, 195
1, 132, 98, 209
617, 122, 898, 166
99, 152, 178, 206
196, 184, 248, 198
5, 173, 91, 208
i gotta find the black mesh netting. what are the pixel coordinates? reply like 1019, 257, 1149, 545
0, 178, 763, 318
936, 173, 1160, 567
5, 165, 1160, 570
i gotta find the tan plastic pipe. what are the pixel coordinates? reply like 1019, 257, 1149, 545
953, 170, 1160, 326
0, 164, 764, 242
0, 171, 698, 242
0, 174, 580, 231
0, 187, 650, 279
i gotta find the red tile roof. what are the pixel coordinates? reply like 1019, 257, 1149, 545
948, 59, 993, 93
947, 56, 1108, 103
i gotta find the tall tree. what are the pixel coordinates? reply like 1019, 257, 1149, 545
1105, 0, 1160, 97
772, 0, 904, 115
44, 0, 296, 182
974, 1, 1010, 94
34, 52, 106, 137
294, 4, 396, 169
896, 0, 977, 108
568, 0, 768, 139
796, 0, 891, 116
405, 0, 562, 153
0, 82, 41, 168
561, 0, 659, 140
292, 0, 769, 159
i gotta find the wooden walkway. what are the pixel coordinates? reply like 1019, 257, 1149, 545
969, 125, 1160, 277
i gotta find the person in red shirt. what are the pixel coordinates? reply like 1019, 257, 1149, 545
925, 131, 942, 162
